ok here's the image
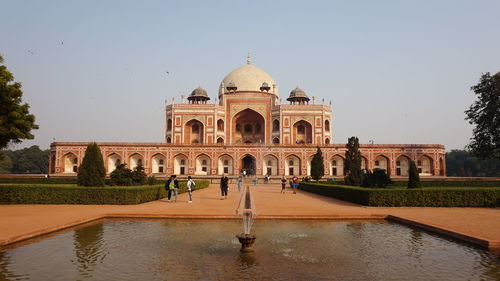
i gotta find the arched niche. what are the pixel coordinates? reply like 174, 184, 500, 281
374, 155, 390, 174
262, 154, 278, 176
129, 154, 144, 170
184, 119, 204, 144
174, 154, 188, 175
395, 155, 411, 176
195, 154, 211, 175
285, 154, 301, 176
152, 154, 166, 173
293, 120, 312, 144
331, 155, 345, 176
107, 153, 122, 173
232, 109, 265, 144
63, 153, 78, 173
218, 154, 233, 175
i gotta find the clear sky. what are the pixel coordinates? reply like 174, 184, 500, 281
1, 0, 499, 151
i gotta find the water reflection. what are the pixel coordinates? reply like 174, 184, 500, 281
407, 229, 423, 258
72, 223, 105, 278
0, 251, 29, 280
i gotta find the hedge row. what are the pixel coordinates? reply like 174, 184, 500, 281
324, 180, 500, 188
0, 177, 78, 184
0, 180, 210, 205
299, 183, 500, 207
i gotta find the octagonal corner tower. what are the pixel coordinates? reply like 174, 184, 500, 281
218, 59, 279, 97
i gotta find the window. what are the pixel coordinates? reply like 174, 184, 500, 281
396, 161, 401, 166
159, 167, 164, 173
289, 160, 294, 165
224, 160, 228, 165
418, 168, 422, 173
273, 138, 280, 144
325, 120, 330, 131
332, 168, 337, 176
267, 160, 272, 166
224, 167, 229, 173
167, 119, 172, 131
417, 160, 422, 166
273, 120, 279, 132
289, 168, 294, 175
192, 124, 199, 132
244, 124, 252, 133
375, 160, 380, 166
137, 159, 143, 166
202, 167, 207, 172
180, 159, 185, 165
159, 159, 164, 165
202, 160, 207, 165
332, 160, 337, 166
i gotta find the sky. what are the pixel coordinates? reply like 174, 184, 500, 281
1, 0, 499, 151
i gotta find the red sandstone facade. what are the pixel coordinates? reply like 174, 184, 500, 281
49, 58, 445, 178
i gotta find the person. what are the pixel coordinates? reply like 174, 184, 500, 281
242, 169, 247, 178
265, 174, 270, 183
187, 175, 195, 203
165, 175, 174, 202
237, 175, 243, 193
166, 175, 179, 202
281, 176, 287, 194
292, 176, 299, 194
220, 173, 229, 200
253, 175, 258, 186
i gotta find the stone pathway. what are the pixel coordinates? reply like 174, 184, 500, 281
0, 183, 499, 251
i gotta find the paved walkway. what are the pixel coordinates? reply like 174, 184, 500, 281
0, 183, 499, 251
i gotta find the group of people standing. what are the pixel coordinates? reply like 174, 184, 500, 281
165, 175, 195, 203
164, 173, 300, 203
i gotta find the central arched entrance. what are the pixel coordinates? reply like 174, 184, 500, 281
241, 154, 256, 175
232, 109, 265, 144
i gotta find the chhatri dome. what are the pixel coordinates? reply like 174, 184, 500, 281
219, 54, 279, 97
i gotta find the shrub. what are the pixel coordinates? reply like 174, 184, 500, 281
77, 143, 105, 186
147, 175, 156, 185
408, 160, 421, 188
131, 164, 147, 185
299, 182, 500, 207
361, 169, 393, 188
0, 180, 210, 205
109, 163, 132, 186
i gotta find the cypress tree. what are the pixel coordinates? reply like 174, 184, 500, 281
344, 136, 363, 186
408, 160, 421, 188
77, 143, 105, 186
310, 147, 325, 182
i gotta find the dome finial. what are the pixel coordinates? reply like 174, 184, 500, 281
247, 52, 251, 64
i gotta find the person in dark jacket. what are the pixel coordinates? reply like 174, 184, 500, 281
165, 175, 179, 202
220, 174, 229, 200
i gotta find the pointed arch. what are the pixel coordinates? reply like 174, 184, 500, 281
184, 119, 204, 144
173, 153, 188, 175
285, 154, 301, 176
395, 154, 411, 176
330, 154, 345, 176
373, 154, 390, 174
195, 153, 211, 175
218, 154, 234, 175
262, 154, 278, 175
232, 108, 265, 144
151, 153, 166, 174
293, 120, 312, 144
107, 153, 122, 173
63, 153, 78, 173
417, 155, 434, 176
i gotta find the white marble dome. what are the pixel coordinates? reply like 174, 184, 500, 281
219, 61, 279, 97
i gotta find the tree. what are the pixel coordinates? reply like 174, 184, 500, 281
310, 147, 325, 181
4, 145, 49, 174
344, 136, 363, 186
0, 55, 39, 149
465, 72, 500, 160
361, 168, 392, 188
110, 163, 132, 186
77, 143, 105, 186
408, 160, 421, 188
131, 163, 147, 185
0, 151, 12, 174
445, 149, 500, 177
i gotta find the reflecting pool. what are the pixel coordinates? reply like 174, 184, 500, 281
0, 219, 499, 281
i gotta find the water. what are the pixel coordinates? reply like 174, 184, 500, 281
237, 185, 255, 235
1, 219, 499, 281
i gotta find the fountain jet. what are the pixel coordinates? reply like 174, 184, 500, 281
236, 184, 256, 252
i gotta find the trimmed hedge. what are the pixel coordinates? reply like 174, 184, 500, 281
323, 180, 500, 188
0, 180, 210, 205
299, 182, 500, 207
0, 177, 78, 184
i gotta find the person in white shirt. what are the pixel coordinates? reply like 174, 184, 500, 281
187, 176, 195, 203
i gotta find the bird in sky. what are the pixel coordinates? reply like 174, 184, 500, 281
27, 50, 34, 55
61, 41, 64, 45
165, 71, 170, 75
